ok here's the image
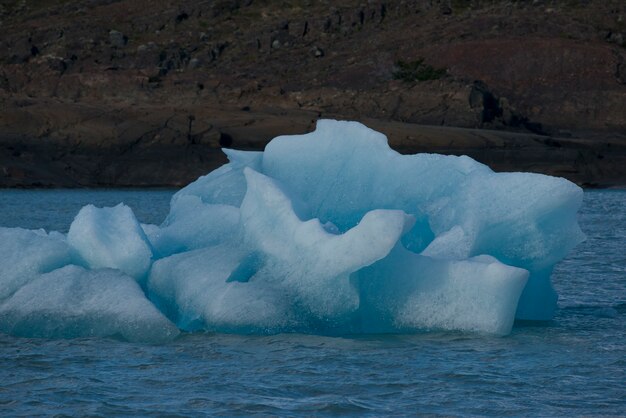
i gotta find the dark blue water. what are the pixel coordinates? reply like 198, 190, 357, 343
0, 189, 624, 416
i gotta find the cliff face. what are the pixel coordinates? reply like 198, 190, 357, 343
1, 0, 625, 187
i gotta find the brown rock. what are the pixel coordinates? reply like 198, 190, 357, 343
0, 0, 624, 187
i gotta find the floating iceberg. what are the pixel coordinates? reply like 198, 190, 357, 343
0, 265, 179, 343
0, 120, 584, 340
68, 204, 153, 280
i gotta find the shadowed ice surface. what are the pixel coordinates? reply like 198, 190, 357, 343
0, 189, 624, 416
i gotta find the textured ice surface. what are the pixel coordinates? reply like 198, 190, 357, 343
0, 265, 178, 342
148, 245, 294, 333
0, 120, 584, 339
148, 196, 240, 258
68, 203, 153, 280
0, 227, 71, 301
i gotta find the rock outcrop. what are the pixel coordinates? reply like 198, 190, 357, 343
0, 0, 625, 187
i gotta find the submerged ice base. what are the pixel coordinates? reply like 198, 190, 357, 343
0, 120, 584, 341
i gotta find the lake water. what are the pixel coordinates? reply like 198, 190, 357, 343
0, 189, 624, 416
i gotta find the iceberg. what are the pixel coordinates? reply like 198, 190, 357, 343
0, 227, 72, 301
67, 203, 153, 280
0, 265, 178, 343
0, 120, 584, 340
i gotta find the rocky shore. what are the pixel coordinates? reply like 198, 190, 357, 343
1, 0, 625, 187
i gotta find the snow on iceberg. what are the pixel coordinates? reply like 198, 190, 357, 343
0, 120, 585, 340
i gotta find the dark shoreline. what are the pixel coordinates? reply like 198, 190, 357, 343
4, 184, 625, 191
2, 107, 625, 189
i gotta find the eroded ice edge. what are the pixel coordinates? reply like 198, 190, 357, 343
0, 120, 584, 342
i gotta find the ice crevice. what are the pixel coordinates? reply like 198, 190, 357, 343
0, 120, 585, 341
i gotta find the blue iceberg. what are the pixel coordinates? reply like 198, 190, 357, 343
0, 120, 584, 340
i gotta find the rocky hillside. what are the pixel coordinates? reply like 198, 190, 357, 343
1, 0, 625, 187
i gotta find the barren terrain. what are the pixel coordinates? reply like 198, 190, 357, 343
1, 0, 625, 187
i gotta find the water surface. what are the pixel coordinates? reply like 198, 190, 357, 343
0, 189, 624, 416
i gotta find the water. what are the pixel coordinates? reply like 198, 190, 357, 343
0, 189, 624, 416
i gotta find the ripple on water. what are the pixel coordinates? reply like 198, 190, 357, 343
0, 189, 624, 415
